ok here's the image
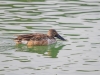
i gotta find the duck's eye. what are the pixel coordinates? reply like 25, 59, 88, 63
54, 32, 56, 35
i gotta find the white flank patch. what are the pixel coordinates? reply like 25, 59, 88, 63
48, 39, 51, 45
48, 39, 56, 45
22, 40, 28, 44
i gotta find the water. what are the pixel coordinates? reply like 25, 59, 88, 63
0, 0, 100, 75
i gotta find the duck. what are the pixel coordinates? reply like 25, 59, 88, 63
14, 29, 66, 46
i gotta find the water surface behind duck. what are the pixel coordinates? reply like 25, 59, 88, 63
0, 0, 100, 75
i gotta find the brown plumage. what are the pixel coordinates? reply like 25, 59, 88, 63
14, 29, 66, 46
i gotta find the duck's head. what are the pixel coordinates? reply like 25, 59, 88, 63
47, 29, 66, 41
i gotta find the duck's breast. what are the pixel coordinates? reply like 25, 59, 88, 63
47, 39, 57, 45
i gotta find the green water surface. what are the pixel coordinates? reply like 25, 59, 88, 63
0, 0, 100, 75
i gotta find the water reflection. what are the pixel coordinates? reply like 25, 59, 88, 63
16, 43, 65, 58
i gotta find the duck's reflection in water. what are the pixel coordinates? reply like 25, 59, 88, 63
16, 43, 65, 58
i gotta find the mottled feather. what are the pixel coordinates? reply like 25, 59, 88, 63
14, 29, 66, 46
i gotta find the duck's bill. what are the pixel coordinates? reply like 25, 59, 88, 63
56, 34, 66, 41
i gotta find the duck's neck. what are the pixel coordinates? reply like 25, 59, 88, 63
47, 30, 53, 36
47, 34, 55, 39
47, 33, 54, 37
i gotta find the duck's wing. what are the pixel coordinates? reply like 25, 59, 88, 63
18, 34, 33, 39
15, 33, 47, 40
30, 34, 48, 41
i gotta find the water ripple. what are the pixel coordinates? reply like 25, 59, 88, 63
0, 0, 100, 75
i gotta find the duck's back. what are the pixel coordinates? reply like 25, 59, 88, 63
15, 33, 57, 46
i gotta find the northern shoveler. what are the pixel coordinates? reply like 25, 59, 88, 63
14, 29, 66, 46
